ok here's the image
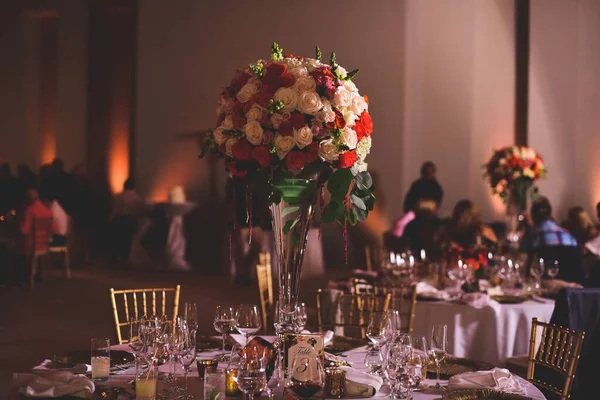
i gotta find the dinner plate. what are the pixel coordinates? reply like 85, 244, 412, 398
53, 350, 134, 367
490, 294, 530, 304
444, 389, 533, 399
426, 357, 494, 380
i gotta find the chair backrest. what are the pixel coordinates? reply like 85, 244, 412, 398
316, 289, 392, 339
353, 279, 418, 333
32, 216, 53, 255
109, 285, 181, 344
256, 252, 273, 333
527, 317, 585, 399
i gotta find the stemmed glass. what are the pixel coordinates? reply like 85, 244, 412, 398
236, 348, 268, 400
366, 313, 388, 350
214, 306, 236, 361
364, 349, 384, 375
547, 261, 560, 279
410, 335, 429, 376
235, 305, 262, 346
296, 303, 308, 332
128, 317, 146, 361
428, 324, 448, 391
177, 326, 197, 400
184, 303, 198, 335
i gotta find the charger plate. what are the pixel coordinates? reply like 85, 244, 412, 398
444, 389, 533, 400
427, 357, 494, 380
490, 295, 531, 304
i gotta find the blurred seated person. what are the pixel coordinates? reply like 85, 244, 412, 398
524, 197, 583, 284
402, 199, 442, 258
562, 206, 598, 254
19, 188, 58, 254
109, 177, 145, 263
445, 199, 497, 248
403, 161, 444, 214
40, 190, 69, 247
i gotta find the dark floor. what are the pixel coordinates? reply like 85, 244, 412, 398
0, 263, 340, 398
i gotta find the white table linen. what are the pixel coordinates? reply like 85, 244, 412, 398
413, 299, 555, 365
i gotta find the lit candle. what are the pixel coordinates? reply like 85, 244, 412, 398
409, 255, 415, 266
421, 249, 426, 260
395, 254, 401, 265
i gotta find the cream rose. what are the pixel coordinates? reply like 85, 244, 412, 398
304, 58, 323, 72
296, 91, 323, 115
222, 115, 234, 129
333, 86, 352, 108
213, 126, 228, 145
236, 82, 258, 103
295, 76, 317, 93
244, 121, 264, 145
315, 101, 335, 124
294, 125, 313, 149
339, 127, 358, 150
342, 109, 358, 126
349, 94, 367, 115
245, 105, 263, 121
274, 135, 296, 159
356, 136, 372, 161
334, 65, 347, 79
282, 57, 302, 69
274, 87, 298, 111
289, 66, 308, 78
354, 160, 368, 172
319, 139, 339, 162
343, 80, 359, 93
225, 138, 238, 157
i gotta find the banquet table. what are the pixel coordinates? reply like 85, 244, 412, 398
11, 337, 547, 400
413, 298, 555, 366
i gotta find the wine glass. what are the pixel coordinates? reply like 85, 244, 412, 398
410, 335, 429, 376
177, 327, 197, 400
405, 353, 424, 391
364, 349, 384, 375
296, 303, 308, 332
128, 317, 146, 360
287, 355, 325, 398
383, 356, 399, 398
214, 306, 236, 361
235, 305, 262, 346
383, 309, 402, 342
428, 324, 448, 391
366, 313, 388, 349
547, 261, 560, 279
184, 303, 198, 334
236, 349, 268, 400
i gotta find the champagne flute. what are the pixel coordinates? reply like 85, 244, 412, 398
296, 303, 308, 332
236, 349, 267, 400
383, 310, 402, 342
235, 304, 262, 346
366, 313, 387, 350
428, 324, 448, 390
410, 334, 429, 376
184, 303, 198, 334
178, 328, 197, 400
214, 306, 236, 361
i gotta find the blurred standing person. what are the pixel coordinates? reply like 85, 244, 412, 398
108, 177, 145, 264
403, 161, 444, 214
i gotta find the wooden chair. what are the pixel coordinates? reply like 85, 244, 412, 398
29, 217, 54, 288
527, 317, 585, 400
353, 279, 418, 333
316, 289, 392, 339
109, 285, 181, 344
256, 252, 273, 333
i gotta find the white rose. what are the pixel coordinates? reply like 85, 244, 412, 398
355, 160, 368, 172
339, 127, 358, 150
349, 94, 367, 115
334, 65, 347, 79
225, 138, 238, 157
356, 136, 372, 161
315, 100, 335, 124
282, 57, 302, 69
319, 139, 339, 162
244, 121, 264, 145
295, 76, 317, 93
274, 87, 298, 111
222, 115, 234, 129
333, 86, 352, 108
236, 82, 258, 103
288, 66, 308, 78
343, 80, 359, 93
304, 58, 323, 72
294, 125, 313, 149
245, 105, 263, 121
213, 126, 228, 145
342, 108, 358, 126
274, 135, 296, 159
296, 91, 323, 115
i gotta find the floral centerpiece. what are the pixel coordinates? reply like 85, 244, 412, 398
200, 43, 375, 336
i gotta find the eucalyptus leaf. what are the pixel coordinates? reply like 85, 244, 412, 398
355, 171, 373, 190
350, 194, 366, 210
354, 206, 368, 222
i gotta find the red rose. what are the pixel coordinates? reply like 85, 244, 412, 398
252, 145, 272, 168
230, 71, 251, 92
290, 112, 307, 129
259, 114, 271, 129
281, 73, 296, 87
278, 120, 293, 137
307, 141, 319, 163
226, 161, 247, 177
338, 150, 357, 169
354, 110, 373, 141
263, 63, 287, 86
286, 151, 308, 170
254, 87, 273, 108
262, 131, 274, 144
326, 110, 346, 130
232, 112, 246, 129
231, 139, 253, 161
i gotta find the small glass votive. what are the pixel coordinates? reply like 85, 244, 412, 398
136, 358, 158, 400
204, 367, 226, 400
90, 338, 110, 382
197, 359, 218, 381
324, 368, 346, 399
226, 367, 241, 396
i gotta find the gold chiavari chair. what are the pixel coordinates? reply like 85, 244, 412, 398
256, 252, 273, 333
316, 289, 392, 339
526, 317, 585, 400
109, 285, 181, 344
29, 217, 54, 288
352, 279, 418, 334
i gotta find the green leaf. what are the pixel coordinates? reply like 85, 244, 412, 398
362, 193, 375, 211
346, 209, 358, 226
345, 69, 360, 80
291, 231, 299, 247
350, 194, 366, 210
281, 206, 300, 218
316, 46, 322, 61
355, 171, 373, 191
330, 52, 336, 67
282, 218, 299, 234
354, 206, 368, 222
327, 168, 353, 202
271, 42, 283, 61
322, 201, 344, 223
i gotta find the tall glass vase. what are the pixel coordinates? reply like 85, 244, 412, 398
270, 178, 319, 337
505, 187, 527, 250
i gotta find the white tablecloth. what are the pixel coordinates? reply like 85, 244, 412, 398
413, 299, 555, 366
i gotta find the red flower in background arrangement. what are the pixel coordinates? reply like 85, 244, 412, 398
306, 141, 319, 163
252, 145, 272, 168
230, 71, 251, 92
338, 150, 357, 168
278, 120, 293, 137
232, 139, 254, 161
326, 110, 346, 130
354, 110, 373, 141
286, 151, 308, 170
290, 112, 308, 129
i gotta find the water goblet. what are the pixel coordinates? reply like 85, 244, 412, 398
364, 349, 384, 375
214, 306, 236, 361
236, 348, 268, 400
366, 313, 388, 350
235, 304, 262, 346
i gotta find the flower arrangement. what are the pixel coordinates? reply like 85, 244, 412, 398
483, 145, 547, 209
446, 243, 489, 271
200, 43, 375, 226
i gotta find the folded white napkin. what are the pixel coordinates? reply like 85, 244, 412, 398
305, 330, 333, 346
459, 292, 500, 311
448, 368, 526, 394
229, 334, 277, 347
416, 282, 450, 300
14, 372, 95, 399
585, 235, 600, 257
339, 366, 383, 397
33, 359, 91, 374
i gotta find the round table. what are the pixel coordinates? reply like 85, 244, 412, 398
413, 298, 555, 366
